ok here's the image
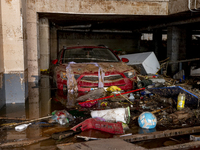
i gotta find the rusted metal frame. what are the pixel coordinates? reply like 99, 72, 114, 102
120, 126, 200, 143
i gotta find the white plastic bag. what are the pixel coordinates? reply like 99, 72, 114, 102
91, 107, 130, 123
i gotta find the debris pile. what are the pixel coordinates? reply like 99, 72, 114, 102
1, 53, 200, 149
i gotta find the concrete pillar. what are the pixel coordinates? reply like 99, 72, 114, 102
167, 26, 188, 74
153, 29, 162, 59
40, 75, 51, 117
27, 82, 41, 149
0, 0, 5, 108
39, 18, 50, 71
50, 26, 58, 61
0, 0, 28, 104
27, 0, 40, 84
167, 26, 180, 74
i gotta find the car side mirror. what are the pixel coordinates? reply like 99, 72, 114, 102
121, 58, 129, 63
52, 59, 58, 65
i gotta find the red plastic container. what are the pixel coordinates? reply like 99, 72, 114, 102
71, 118, 124, 134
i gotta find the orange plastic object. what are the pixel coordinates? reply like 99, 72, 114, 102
71, 118, 124, 134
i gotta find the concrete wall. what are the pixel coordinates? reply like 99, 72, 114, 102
0, 0, 3, 74
58, 31, 140, 54
169, 0, 200, 14
0, 0, 28, 104
0, 1, 5, 108
2, 0, 25, 72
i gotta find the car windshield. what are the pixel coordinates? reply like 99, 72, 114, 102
62, 47, 119, 63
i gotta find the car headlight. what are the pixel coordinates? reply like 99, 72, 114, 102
61, 72, 67, 80
124, 71, 134, 78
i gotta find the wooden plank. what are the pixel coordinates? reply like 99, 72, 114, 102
0, 117, 28, 121
52, 130, 74, 140
0, 137, 50, 148
153, 141, 200, 150
57, 139, 146, 150
120, 126, 200, 142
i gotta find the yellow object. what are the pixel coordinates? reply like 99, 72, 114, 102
40, 69, 48, 72
177, 93, 186, 110
106, 86, 121, 92
101, 102, 108, 107
1, 123, 17, 126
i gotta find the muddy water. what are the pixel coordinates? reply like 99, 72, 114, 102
0, 75, 194, 149
0, 75, 117, 149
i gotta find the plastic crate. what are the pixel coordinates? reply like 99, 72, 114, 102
71, 118, 124, 134
147, 86, 199, 105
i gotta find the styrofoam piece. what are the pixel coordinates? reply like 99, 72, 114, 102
173, 70, 185, 80
91, 107, 130, 123
119, 52, 160, 75
190, 66, 200, 76
190, 135, 200, 141
150, 78, 165, 83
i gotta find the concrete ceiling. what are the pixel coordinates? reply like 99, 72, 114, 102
39, 11, 200, 32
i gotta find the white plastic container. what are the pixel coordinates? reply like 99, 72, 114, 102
15, 123, 32, 132
119, 52, 160, 75
90, 107, 130, 123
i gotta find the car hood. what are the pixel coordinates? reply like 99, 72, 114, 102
59, 62, 134, 74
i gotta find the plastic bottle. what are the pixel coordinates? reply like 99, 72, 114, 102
15, 123, 32, 132
177, 93, 186, 110
129, 93, 135, 101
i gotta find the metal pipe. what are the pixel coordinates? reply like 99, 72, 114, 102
188, 0, 200, 12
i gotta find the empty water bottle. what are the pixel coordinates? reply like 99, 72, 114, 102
129, 93, 135, 101
15, 123, 32, 132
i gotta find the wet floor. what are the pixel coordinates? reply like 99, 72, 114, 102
0, 75, 119, 149
0, 75, 198, 149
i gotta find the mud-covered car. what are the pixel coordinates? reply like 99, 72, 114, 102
52, 45, 137, 92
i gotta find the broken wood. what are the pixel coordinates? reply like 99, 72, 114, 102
132, 106, 170, 121
42, 126, 70, 136
153, 140, 200, 150
57, 139, 145, 150
0, 117, 28, 121
118, 92, 133, 104
0, 115, 52, 130
56, 143, 74, 149
77, 88, 106, 102
120, 125, 200, 143
52, 130, 74, 140
169, 107, 194, 124
0, 136, 50, 148
78, 88, 145, 105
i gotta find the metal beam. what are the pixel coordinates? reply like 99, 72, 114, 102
137, 16, 200, 32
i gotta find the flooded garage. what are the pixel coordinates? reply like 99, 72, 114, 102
1, 0, 200, 149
